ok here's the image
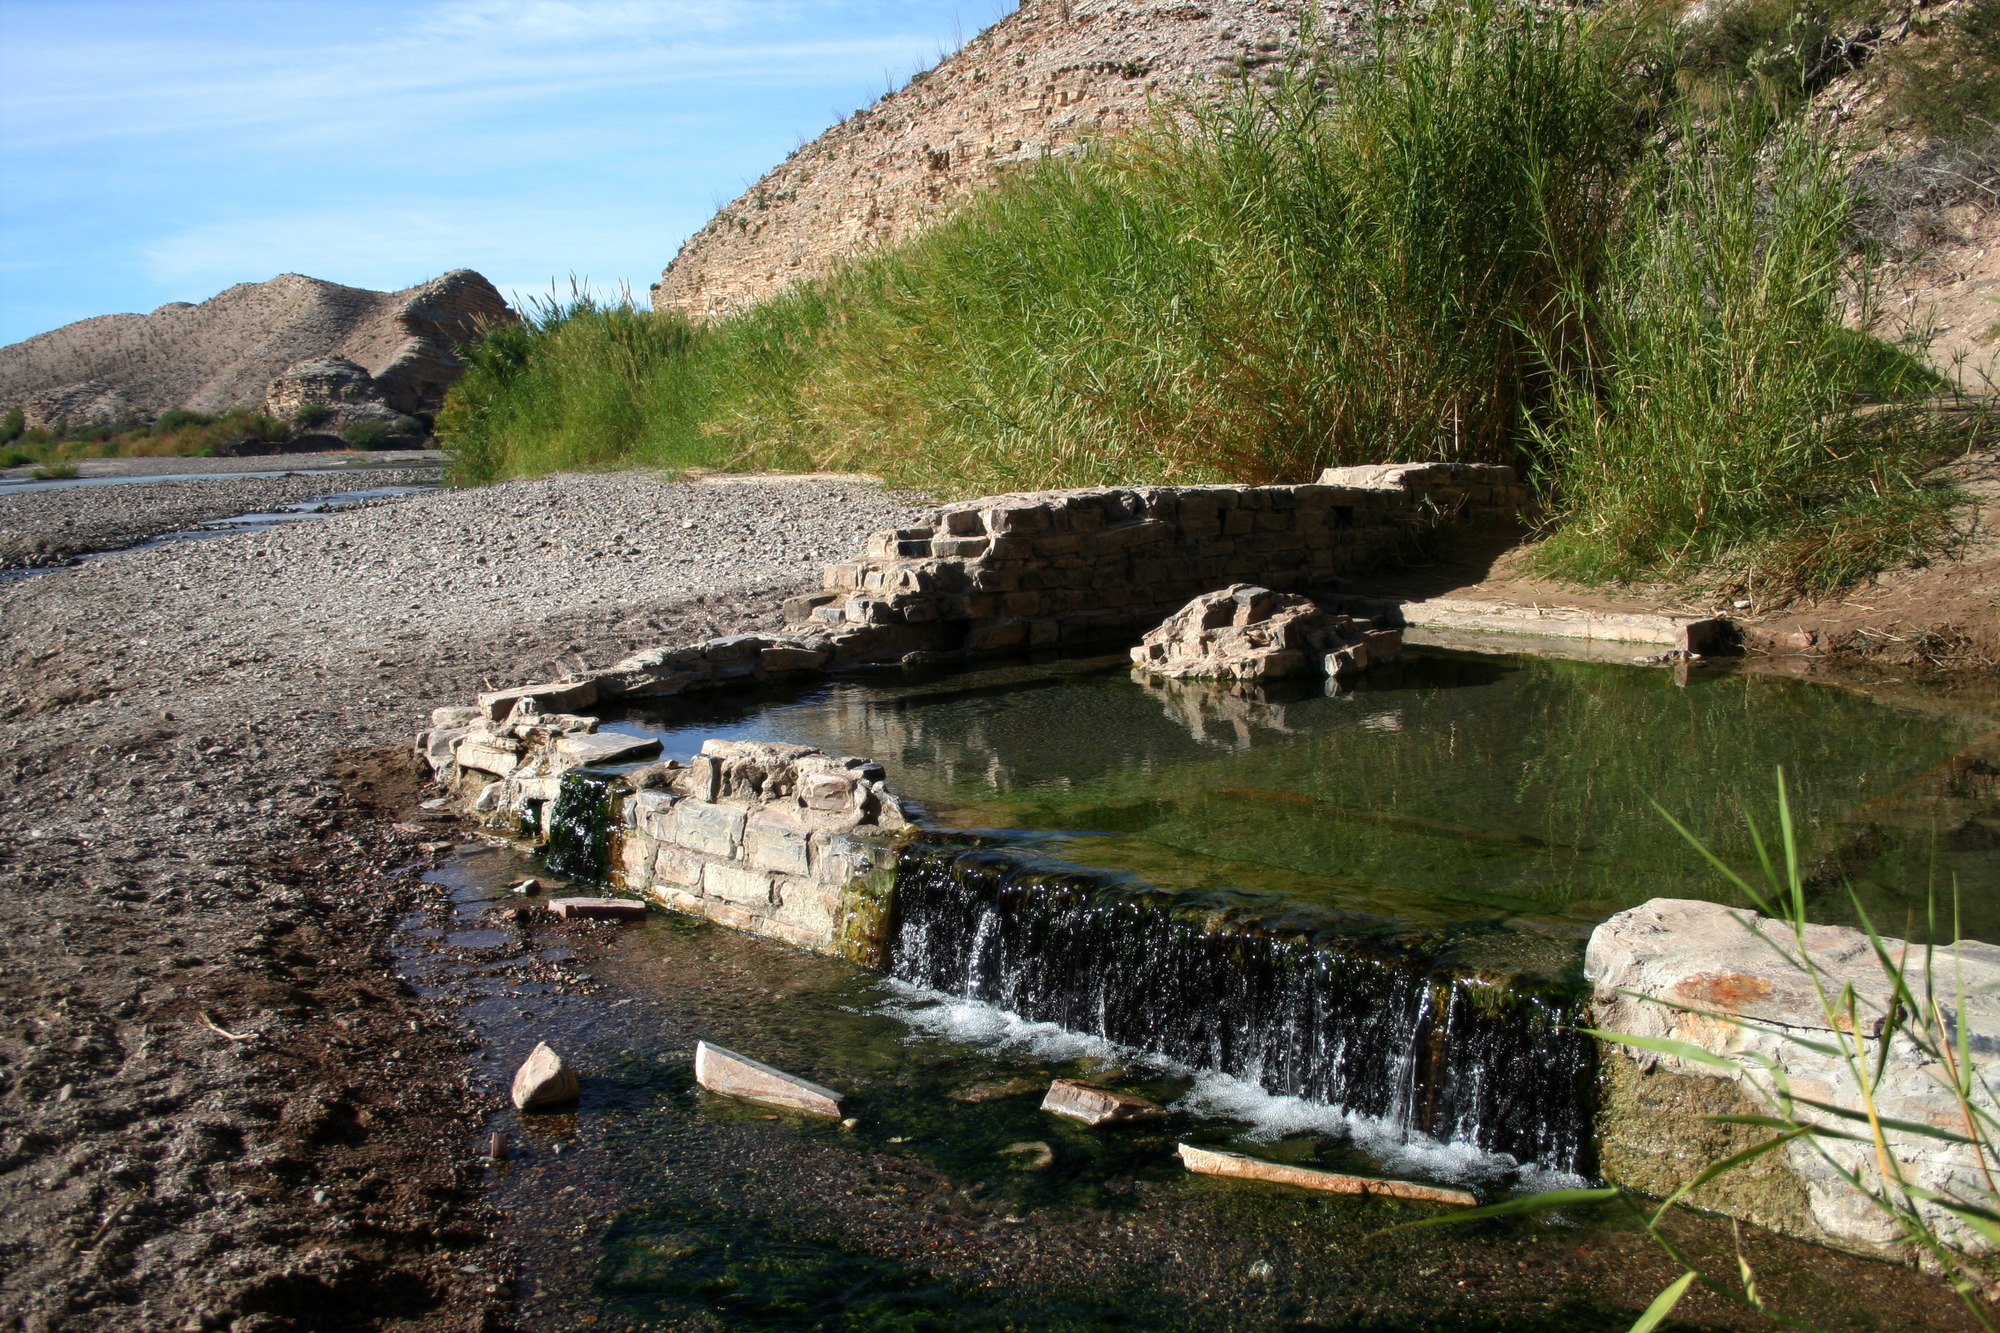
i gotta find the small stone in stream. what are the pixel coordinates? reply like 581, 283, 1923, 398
548, 896, 646, 921
693, 1040, 846, 1116
999, 1140, 1055, 1170
1041, 1078, 1165, 1126
509, 876, 541, 895
1174, 1142, 1477, 1205
510, 1042, 580, 1111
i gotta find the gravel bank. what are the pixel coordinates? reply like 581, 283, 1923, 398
0, 468, 444, 569
0, 471, 924, 1332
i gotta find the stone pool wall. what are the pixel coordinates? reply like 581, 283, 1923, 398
790, 462, 1534, 656
1587, 897, 2000, 1257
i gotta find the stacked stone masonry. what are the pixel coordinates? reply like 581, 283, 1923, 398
790, 463, 1535, 656
421, 716, 909, 958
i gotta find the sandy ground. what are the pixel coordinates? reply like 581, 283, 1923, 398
0, 471, 923, 1332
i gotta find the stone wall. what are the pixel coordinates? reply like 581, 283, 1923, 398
426, 719, 910, 959
789, 462, 1535, 657
1588, 897, 2000, 1256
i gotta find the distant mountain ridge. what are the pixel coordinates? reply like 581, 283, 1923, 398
652, 0, 1338, 319
0, 270, 513, 430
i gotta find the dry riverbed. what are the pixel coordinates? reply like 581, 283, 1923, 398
0, 470, 922, 1331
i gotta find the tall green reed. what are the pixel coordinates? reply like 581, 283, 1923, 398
1526, 101, 1957, 600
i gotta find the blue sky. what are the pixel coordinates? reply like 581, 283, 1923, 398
0, 0, 1009, 345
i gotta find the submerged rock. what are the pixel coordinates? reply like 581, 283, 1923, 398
510, 1042, 580, 1111
998, 1140, 1055, 1170
1040, 1078, 1166, 1126
1175, 1142, 1476, 1205
693, 1040, 846, 1116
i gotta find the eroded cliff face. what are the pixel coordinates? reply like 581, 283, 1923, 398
652, 0, 1355, 319
0, 269, 514, 427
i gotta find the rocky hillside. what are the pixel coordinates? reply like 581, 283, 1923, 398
652, 0, 1344, 319
0, 270, 513, 430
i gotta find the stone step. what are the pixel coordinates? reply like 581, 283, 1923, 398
548, 896, 648, 921
693, 1041, 847, 1116
1175, 1142, 1477, 1206
555, 731, 663, 765
1332, 594, 1734, 655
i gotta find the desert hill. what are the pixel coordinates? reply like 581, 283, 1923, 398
653, 0, 1343, 319
0, 269, 513, 430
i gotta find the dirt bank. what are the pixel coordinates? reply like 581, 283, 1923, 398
0, 472, 923, 1332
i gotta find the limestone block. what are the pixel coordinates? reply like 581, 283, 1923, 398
511, 1042, 581, 1111
694, 1041, 846, 1115
455, 736, 523, 776
673, 799, 747, 857
1176, 1144, 1476, 1205
799, 771, 862, 812
555, 731, 662, 766
478, 678, 598, 722
644, 884, 706, 915
761, 645, 832, 673
653, 844, 704, 888
769, 877, 841, 937
1041, 1079, 1165, 1126
745, 810, 812, 875
550, 896, 648, 921
632, 789, 681, 840
431, 705, 482, 728
425, 726, 468, 772
704, 861, 774, 908
618, 833, 658, 878
1588, 898, 2000, 1251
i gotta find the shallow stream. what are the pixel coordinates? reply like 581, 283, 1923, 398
402, 646, 1999, 1328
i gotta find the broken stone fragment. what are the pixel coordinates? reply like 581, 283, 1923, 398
548, 896, 647, 921
693, 1040, 845, 1116
1040, 1078, 1166, 1126
1174, 1143, 1476, 1205
510, 1042, 580, 1111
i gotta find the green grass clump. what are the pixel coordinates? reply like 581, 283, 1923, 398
712, 4, 1634, 491
438, 0, 1971, 597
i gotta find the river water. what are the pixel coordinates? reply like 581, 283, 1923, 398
394, 646, 1997, 1329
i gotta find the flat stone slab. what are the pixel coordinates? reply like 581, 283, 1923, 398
549, 896, 648, 921
1389, 597, 1732, 654
1041, 1078, 1165, 1125
694, 1040, 846, 1116
1175, 1143, 1477, 1206
554, 731, 663, 765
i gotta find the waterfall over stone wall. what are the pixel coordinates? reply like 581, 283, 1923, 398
890, 841, 1597, 1176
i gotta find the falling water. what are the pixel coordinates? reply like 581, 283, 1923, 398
545, 770, 616, 882
888, 839, 1597, 1176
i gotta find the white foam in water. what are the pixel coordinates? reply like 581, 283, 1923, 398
875, 980, 1590, 1194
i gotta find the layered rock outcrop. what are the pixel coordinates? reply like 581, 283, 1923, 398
1, 269, 512, 428
653, 0, 1341, 318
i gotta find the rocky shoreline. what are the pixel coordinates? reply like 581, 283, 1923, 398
0, 471, 922, 1331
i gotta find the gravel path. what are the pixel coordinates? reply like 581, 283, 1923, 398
0, 471, 924, 1332
0, 468, 444, 569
